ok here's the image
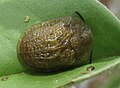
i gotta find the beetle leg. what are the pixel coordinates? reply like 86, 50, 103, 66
89, 51, 92, 64
75, 11, 85, 22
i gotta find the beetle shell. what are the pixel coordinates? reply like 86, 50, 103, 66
17, 16, 93, 72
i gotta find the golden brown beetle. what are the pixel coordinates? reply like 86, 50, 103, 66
17, 15, 93, 72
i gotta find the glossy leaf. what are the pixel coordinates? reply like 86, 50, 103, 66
0, 57, 120, 88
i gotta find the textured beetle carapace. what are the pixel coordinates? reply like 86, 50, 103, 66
17, 16, 93, 72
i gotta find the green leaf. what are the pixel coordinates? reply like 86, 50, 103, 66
0, 0, 120, 88
0, 57, 120, 88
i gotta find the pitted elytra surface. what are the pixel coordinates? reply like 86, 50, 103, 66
17, 16, 93, 72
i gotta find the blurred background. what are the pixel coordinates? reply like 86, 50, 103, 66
100, 0, 120, 19
68, 0, 120, 88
